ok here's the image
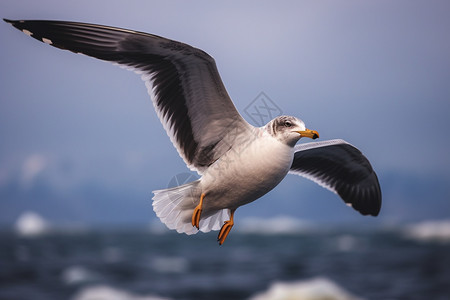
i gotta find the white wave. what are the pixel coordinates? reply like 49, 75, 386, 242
62, 265, 101, 285
238, 216, 311, 235
71, 285, 171, 300
335, 234, 359, 252
403, 220, 450, 242
150, 256, 189, 274
14, 211, 49, 237
249, 277, 364, 300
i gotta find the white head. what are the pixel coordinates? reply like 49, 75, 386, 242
266, 115, 319, 147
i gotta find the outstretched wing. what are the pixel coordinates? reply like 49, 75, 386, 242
289, 139, 381, 216
4, 19, 252, 173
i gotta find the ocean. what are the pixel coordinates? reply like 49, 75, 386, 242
1, 219, 449, 300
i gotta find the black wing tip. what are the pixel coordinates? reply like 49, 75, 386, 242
4, 19, 26, 33
356, 191, 382, 217
4, 19, 26, 29
3, 18, 15, 24
346, 198, 381, 217
361, 192, 382, 217
351, 200, 381, 217
361, 206, 381, 217
339, 181, 382, 217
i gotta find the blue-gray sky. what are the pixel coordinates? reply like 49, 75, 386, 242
1, 0, 449, 226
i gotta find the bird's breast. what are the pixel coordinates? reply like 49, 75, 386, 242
200, 134, 294, 210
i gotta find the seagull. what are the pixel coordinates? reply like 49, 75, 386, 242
4, 19, 381, 244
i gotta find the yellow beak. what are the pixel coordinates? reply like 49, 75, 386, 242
296, 128, 319, 139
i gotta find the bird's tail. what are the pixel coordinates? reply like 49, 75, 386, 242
152, 180, 229, 234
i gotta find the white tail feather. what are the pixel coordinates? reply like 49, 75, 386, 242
152, 180, 229, 235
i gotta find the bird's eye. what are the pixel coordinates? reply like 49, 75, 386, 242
284, 121, 292, 127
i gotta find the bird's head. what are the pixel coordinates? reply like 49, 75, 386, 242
267, 115, 319, 147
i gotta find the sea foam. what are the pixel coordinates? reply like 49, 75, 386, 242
14, 211, 49, 236
71, 285, 171, 300
238, 216, 310, 235
404, 220, 450, 242
249, 277, 364, 300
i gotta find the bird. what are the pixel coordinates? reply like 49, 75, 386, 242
4, 19, 381, 244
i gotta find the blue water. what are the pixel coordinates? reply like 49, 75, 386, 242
0, 226, 449, 299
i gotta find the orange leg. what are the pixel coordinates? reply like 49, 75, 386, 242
217, 209, 236, 245
191, 193, 205, 229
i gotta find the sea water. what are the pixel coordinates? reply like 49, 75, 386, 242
0, 220, 449, 300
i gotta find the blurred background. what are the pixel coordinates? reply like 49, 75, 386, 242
1, 1, 449, 299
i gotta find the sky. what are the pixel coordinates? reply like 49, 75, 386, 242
1, 0, 449, 227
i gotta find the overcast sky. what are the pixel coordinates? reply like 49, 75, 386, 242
1, 0, 449, 225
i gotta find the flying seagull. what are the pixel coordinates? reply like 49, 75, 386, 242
4, 19, 381, 244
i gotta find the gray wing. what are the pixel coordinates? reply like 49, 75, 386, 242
289, 139, 381, 216
4, 19, 252, 173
